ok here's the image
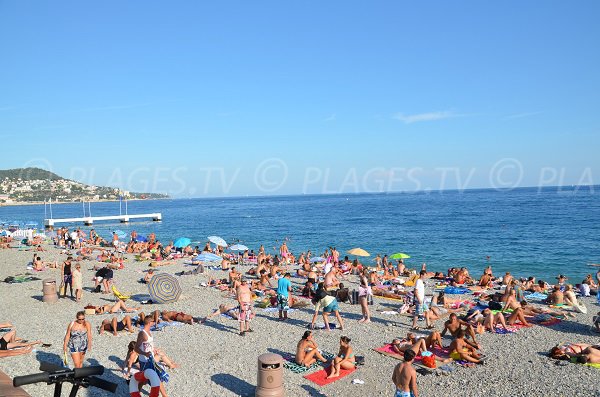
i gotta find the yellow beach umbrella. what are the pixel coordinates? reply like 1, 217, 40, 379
347, 248, 370, 257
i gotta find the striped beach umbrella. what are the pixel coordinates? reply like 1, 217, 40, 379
148, 273, 181, 304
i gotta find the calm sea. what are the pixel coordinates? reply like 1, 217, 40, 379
1, 187, 599, 282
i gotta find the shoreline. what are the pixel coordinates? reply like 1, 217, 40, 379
0, 197, 169, 207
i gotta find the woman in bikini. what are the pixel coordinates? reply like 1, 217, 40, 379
0, 326, 42, 357
550, 343, 600, 363
327, 336, 355, 379
295, 331, 326, 367
63, 311, 92, 368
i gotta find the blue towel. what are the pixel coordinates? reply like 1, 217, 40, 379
444, 286, 470, 294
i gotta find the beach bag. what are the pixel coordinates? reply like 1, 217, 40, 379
351, 289, 359, 304
422, 354, 436, 368
354, 355, 365, 366
59, 282, 65, 296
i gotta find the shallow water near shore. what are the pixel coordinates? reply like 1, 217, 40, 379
1, 186, 598, 281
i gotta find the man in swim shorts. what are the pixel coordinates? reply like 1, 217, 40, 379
236, 279, 253, 336
392, 349, 418, 397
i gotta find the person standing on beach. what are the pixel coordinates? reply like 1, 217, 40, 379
392, 349, 418, 397
277, 273, 292, 321
412, 270, 426, 330
63, 311, 92, 368
358, 268, 372, 323
236, 279, 253, 336
61, 257, 74, 299
72, 263, 83, 302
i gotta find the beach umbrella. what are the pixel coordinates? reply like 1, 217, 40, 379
173, 237, 191, 248
390, 253, 411, 260
229, 244, 249, 251
194, 253, 222, 262
347, 248, 370, 257
208, 235, 228, 247
147, 273, 181, 304
310, 256, 326, 263
136, 235, 148, 242
113, 230, 127, 239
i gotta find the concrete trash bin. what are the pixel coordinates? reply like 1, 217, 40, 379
42, 279, 58, 303
256, 353, 284, 397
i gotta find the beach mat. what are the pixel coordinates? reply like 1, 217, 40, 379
303, 365, 356, 386
373, 344, 403, 360
4, 274, 41, 283
585, 363, 600, 369
282, 351, 335, 374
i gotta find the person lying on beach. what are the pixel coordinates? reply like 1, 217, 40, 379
441, 313, 480, 349
550, 343, 600, 364
465, 308, 509, 332
295, 330, 327, 367
161, 311, 195, 325
136, 311, 161, 326
0, 327, 42, 356
326, 336, 355, 379
202, 304, 239, 322
519, 301, 575, 319
448, 329, 484, 364
93, 299, 139, 314
99, 315, 135, 336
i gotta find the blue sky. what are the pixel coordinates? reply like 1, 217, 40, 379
1, 1, 599, 197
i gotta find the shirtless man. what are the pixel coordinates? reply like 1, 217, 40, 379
392, 349, 418, 397
295, 331, 326, 367
448, 329, 483, 364
324, 267, 340, 291
236, 279, 253, 336
99, 315, 135, 336
441, 313, 480, 349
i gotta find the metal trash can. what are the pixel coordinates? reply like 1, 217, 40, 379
256, 353, 284, 397
42, 279, 58, 303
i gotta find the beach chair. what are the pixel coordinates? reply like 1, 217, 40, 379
112, 285, 131, 301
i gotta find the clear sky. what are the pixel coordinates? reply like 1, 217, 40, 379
1, 1, 599, 197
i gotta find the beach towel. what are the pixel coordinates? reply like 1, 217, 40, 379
494, 325, 517, 334
282, 351, 335, 374
530, 314, 562, 327
4, 274, 41, 283
584, 363, 600, 369
262, 307, 298, 314
523, 292, 548, 301
307, 323, 337, 330
303, 365, 357, 386
444, 286, 470, 294
373, 344, 404, 360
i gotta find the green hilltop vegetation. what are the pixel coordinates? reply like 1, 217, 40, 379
0, 167, 168, 203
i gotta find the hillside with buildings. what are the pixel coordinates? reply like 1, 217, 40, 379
0, 168, 168, 203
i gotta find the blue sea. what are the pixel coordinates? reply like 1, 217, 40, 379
1, 186, 599, 282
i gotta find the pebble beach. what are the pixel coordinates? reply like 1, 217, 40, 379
1, 244, 599, 397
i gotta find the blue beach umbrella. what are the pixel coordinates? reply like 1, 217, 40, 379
173, 237, 192, 248
229, 244, 249, 251
113, 230, 127, 239
194, 253, 222, 262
